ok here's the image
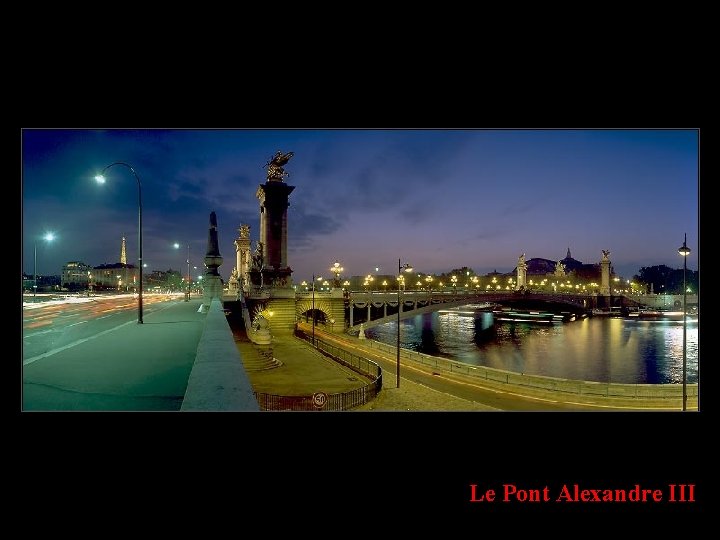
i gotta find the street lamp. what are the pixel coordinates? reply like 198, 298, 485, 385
174, 242, 191, 301
312, 274, 323, 346
425, 275, 433, 293
33, 232, 55, 301
397, 259, 413, 388
330, 260, 344, 287
678, 233, 691, 412
95, 162, 143, 324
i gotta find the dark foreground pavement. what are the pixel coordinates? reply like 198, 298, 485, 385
22, 299, 206, 411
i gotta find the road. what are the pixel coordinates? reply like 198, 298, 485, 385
23, 294, 178, 362
22, 294, 205, 411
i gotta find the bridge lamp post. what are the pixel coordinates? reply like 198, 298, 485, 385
33, 232, 56, 302
95, 162, 143, 324
451, 275, 458, 293
330, 260, 344, 288
174, 242, 191, 301
397, 260, 413, 388
382, 280, 388, 293
678, 234, 691, 412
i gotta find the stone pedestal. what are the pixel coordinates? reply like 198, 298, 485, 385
249, 316, 272, 345
202, 211, 224, 311
256, 181, 295, 273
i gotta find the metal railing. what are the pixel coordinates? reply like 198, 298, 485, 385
253, 333, 382, 411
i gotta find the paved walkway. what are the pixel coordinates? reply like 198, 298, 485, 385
234, 327, 498, 411
23, 299, 206, 411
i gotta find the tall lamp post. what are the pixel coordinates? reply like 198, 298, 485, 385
678, 233, 691, 411
397, 259, 413, 388
33, 232, 56, 301
95, 162, 143, 324
174, 242, 191, 301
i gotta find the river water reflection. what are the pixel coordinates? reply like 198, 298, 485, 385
364, 308, 699, 384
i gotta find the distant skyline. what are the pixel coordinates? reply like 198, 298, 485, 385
22, 129, 698, 283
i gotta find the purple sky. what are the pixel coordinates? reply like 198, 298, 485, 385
22, 129, 698, 283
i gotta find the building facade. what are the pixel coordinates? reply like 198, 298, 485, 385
91, 263, 139, 291
61, 261, 92, 291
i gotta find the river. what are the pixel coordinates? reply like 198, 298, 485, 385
364, 306, 699, 384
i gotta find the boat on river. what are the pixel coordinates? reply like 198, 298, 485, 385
493, 309, 558, 323
627, 309, 695, 321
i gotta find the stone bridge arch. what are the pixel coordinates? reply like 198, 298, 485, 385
296, 298, 332, 323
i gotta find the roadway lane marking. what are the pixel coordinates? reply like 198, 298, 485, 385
67, 321, 88, 327
23, 301, 178, 366
23, 319, 137, 366
97, 315, 111, 320
23, 329, 56, 338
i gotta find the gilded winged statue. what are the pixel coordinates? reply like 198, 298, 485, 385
265, 151, 295, 181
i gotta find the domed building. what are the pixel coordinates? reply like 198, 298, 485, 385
509, 248, 608, 289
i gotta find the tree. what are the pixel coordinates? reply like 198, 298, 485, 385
633, 265, 698, 294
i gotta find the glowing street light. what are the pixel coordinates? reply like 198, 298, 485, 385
330, 260, 344, 287
397, 259, 413, 388
33, 232, 56, 301
678, 233, 692, 411
174, 242, 191, 301
425, 275, 434, 293
95, 162, 143, 324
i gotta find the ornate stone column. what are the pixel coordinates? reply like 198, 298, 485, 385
234, 224, 251, 291
516, 253, 527, 290
202, 211, 224, 310
600, 250, 611, 296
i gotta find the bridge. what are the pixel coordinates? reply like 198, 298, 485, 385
243, 286, 700, 336
285, 289, 651, 334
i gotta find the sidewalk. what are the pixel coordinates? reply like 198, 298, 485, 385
23, 299, 206, 411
